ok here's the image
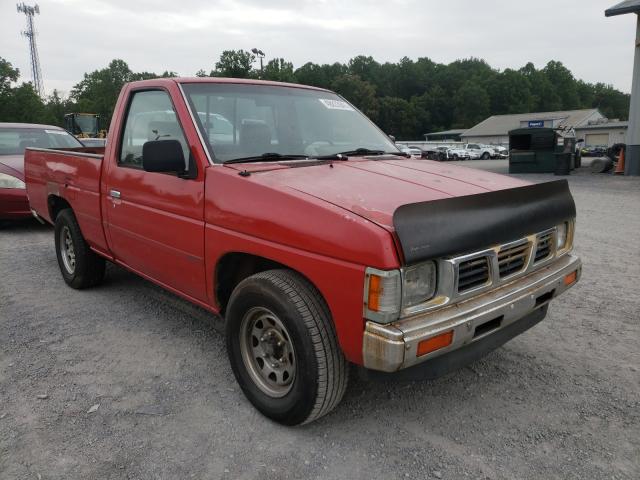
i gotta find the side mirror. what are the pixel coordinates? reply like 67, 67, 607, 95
388, 134, 396, 142
142, 140, 186, 175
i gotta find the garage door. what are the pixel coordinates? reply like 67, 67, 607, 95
585, 133, 609, 147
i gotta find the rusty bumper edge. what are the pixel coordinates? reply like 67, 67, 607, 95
363, 254, 581, 372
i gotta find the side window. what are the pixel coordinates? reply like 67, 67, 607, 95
119, 90, 190, 169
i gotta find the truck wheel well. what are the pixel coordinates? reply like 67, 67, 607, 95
48, 195, 72, 221
215, 253, 292, 314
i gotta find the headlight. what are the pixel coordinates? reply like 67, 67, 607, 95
556, 222, 569, 251
0, 172, 25, 189
402, 261, 437, 309
364, 261, 437, 323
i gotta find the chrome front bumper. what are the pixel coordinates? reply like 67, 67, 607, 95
363, 254, 581, 372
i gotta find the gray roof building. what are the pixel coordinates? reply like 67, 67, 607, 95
424, 129, 467, 141
576, 120, 629, 130
605, 0, 640, 16
461, 109, 604, 144
575, 120, 629, 147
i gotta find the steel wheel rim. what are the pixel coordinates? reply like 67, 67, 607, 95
59, 225, 76, 274
239, 306, 296, 398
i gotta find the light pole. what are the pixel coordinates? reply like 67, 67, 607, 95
251, 48, 265, 75
606, 1, 640, 175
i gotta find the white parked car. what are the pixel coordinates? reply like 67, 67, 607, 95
408, 147, 424, 158
463, 143, 494, 160
447, 147, 470, 160
490, 145, 509, 158
396, 144, 413, 156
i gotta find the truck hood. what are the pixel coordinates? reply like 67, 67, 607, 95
226, 158, 528, 230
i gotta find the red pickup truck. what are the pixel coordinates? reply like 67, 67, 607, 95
25, 78, 581, 425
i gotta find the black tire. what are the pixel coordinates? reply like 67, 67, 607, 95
452, 154, 459, 160
54, 209, 106, 289
225, 269, 348, 425
481, 152, 490, 160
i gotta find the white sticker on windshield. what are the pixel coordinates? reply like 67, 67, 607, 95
44, 129, 67, 135
319, 99, 354, 111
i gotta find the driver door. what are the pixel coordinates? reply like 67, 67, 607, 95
104, 89, 207, 302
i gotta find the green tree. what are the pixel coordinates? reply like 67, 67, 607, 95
262, 58, 296, 83
0, 57, 51, 123
212, 50, 256, 78
488, 69, 532, 114
70, 59, 137, 124
590, 82, 629, 119
1, 83, 50, 123
0, 57, 19, 97
44, 90, 71, 127
331, 74, 379, 120
453, 81, 490, 128
348, 55, 380, 85
294, 62, 331, 88
411, 85, 452, 135
0, 53, 632, 139
375, 97, 417, 140
519, 62, 563, 111
543, 60, 580, 110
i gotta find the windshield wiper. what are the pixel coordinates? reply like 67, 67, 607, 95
313, 148, 408, 160
223, 153, 309, 164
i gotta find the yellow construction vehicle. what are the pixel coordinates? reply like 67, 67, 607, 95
64, 113, 106, 138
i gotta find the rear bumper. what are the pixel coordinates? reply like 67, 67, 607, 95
363, 254, 581, 372
0, 188, 30, 220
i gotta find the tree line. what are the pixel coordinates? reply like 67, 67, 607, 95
0, 51, 630, 140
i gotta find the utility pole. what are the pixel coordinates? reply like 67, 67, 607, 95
606, 1, 640, 175
251, 48, 265, 76
17, 2, 44, 98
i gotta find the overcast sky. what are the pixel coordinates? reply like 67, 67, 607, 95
1, 0, 637, 96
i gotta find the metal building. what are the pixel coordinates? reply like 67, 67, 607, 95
460, 109, 605, 145
605, 0, 640, 175
575, 120, 629, 147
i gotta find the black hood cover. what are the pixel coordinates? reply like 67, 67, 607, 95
393, 180, 576, 264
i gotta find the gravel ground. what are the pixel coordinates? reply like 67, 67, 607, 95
1, 164, 639, 480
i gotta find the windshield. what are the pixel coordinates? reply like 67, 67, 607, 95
181, 83, 399, 163
74, 115, 99, 136
0, 127, 83, 155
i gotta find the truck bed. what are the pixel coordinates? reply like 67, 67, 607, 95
24, 146, 110, 255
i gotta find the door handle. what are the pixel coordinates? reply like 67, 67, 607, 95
109, 189, 121, 199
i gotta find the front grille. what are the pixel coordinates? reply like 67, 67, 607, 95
498, 242, 530, 278
457, 256, 490, 292
534, 231, 553, 262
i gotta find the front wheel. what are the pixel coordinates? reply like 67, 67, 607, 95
225, 269, 348, 425
54, 209, 105, 289
481, 152, 490, 160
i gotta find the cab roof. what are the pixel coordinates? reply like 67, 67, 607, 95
127, 77, 331, 92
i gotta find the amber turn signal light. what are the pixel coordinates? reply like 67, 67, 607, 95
417, 330, 454, 357
564, 271, 577, 286
367, 274, 382, 312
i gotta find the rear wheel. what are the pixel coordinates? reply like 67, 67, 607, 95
225, 269, 348, 425
54, 209, 105, 289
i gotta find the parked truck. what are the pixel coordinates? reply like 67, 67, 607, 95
462, 143, 495, 160
24, 78, 581, 425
